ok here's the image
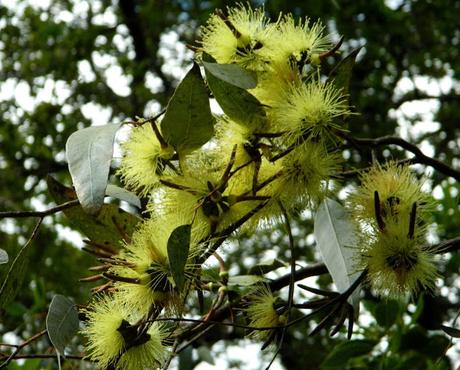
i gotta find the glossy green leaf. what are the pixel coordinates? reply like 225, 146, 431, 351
161, 63, 215, 153
228, 275, 266, 286
374, 299, 400, 328
106, 184, 141, 208
167, 224, 191, 291
46, 295, 79, 356
47, 176, 141, 248
203, 53, 267, 129
327, 48, 362, 97
248, 258, 287, 275
202, 61, 257, 89
314, 198, 361, 311
321, 340, 377, 368
0, 249, 8, 264
66, 123, 122, 214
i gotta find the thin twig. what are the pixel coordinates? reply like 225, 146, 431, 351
0, 200, 79, 219
0, 330, 47, 369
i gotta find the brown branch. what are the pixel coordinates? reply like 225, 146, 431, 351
0, 199, 79, 219
340, 133, 460, 182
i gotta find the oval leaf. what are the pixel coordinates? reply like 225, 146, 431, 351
321, 339, 377, 368
46, 295, 79, 356
47, 176, 140, 248
167, 224, 191, 291
314, 198, 361, 311
202, 61, 257, 89
0, 249, 8, 264
161, 63, 215, 153
66, 123, 122, 215
106, 184, 141, 208
203, 54, 266, 129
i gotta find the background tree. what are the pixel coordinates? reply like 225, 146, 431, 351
1, 1, 460, 369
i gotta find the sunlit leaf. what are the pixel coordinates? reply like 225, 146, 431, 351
66, 123, 122, 214
106, 184, 141, 208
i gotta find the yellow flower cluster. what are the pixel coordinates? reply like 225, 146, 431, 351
348, 162, 437, 298
82, 4, 353, 365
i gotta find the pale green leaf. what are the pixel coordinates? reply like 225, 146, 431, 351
65, 123, 122, 215
314, 198, 361, 311
106, 184, 141, 208
46, 295, 79, 356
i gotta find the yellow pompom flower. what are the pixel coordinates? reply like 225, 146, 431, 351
360, 220, 438, 298
255, 143, 340, 223
81, 295, 169, 369
348, 162, 433, 226
200, 4, 276, 70
108, 217, 199, 314
270, 78, 349, 146
81, 295, 126, 369
245, 285, 285, 340
270, 15, 332, 69
118, 124, 174, 197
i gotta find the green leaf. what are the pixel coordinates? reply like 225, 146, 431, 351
314, 198, 361, 311
167, 224, 191, 291
106, 184, 141, 208
321, 340, 377, 368
203, 53, 267, 128
66, 123, 122, 214
327, 48, 362, 97
46, 295, 79, 356
161, 63, 215, 153
374, 299, 400, 328
47, 176, 141, 248
0, 226, 37, 309
441, 325, 460, 338
227, 275, 266, 286
0, 249, 8, 264
202, 61, 257, 89
248, 258, 287, 275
